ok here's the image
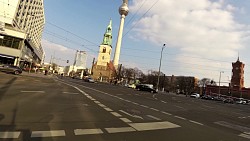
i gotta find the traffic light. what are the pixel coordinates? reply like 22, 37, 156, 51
66, 60, 69, 63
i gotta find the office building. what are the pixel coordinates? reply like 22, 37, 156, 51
0, 0, 45, 67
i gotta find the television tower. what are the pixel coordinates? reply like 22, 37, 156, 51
113, 0, 129, 69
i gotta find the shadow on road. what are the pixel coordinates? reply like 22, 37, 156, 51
0, 77, 17, 101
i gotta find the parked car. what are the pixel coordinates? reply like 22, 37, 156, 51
190, 93, 200, 98
127, 83, 136, 89
136, 84, 157, 93
235, 98, 247, 104
223, 98, 234, 104
0, 64, 22, 75
84, 77, 95, 83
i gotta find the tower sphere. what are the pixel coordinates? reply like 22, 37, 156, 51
119, 3, 129, 16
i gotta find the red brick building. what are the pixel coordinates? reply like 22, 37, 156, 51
206, 58, 250, 99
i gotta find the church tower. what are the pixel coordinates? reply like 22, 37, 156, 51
231, 57, 245, 88
92, 20, 116, 82
97, 20, 112, 66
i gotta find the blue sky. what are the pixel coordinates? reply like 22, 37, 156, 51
42, 0, 250, 87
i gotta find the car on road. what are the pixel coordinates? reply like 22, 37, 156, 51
0, 64, 22, 75
190, 93, 200, 98
136, 84, 157, 93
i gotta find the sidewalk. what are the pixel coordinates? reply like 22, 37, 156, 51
21, 71, 54, 79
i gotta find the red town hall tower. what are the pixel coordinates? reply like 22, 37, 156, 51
231, 57, 245, 88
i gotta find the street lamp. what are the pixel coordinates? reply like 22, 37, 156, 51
156, 44, 166, 92
218, 71, 224, 94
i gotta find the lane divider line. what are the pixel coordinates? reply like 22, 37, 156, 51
104, 108, 113, 112
111, 112, 122, 117
161, 111, 172, 116
189, 120, 204, 126
120, 118, 132, 123
147, 115, 161, 121
174, 116, 186, 120
119, 110, 143, 120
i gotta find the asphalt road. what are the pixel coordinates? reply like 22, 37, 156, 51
0, 72, 250, 141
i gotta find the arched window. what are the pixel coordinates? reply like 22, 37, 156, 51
103, 47, 106, 53
102, 56, 105, 60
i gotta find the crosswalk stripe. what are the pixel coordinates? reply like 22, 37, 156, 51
105, 127, 136, 133
129, 121, 180, 131
74, 129, 103, 135
31, 130, 65, 137
0, 132, 20, 138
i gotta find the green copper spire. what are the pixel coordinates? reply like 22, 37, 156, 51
102, 19, 112, 46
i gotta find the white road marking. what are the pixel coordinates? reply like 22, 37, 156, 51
89, 98, 96, 101
135, 94, 139, 96
104, 108, 113, 112
105, 127, 136, 133
119, 110, 143, 119
129, 121, 180, 131
94, 101, 100, 104
98, 104, 106, 108
147, 115, 161, 121
86, 96, 93, 99
140, 105, 149, 108
21, 91, 45, 93
111, 112, 122, 117
174, 116, 186, 120
239, 133, 250, 139
161, 111, 172, 115
189, 120, 204, 126
31, 130, 66, 137
150, 108, 159, 111
74, 129, 103, 135
63, 92, 79, 94
161, 100, 167, 103
174, 105, 185, 109
214, 121, 250, 133
244, 132, 250, 135
132, 102, 139, 105
0, 132, 20, 138
120, 118, 132, 123
202, 104, 214, 109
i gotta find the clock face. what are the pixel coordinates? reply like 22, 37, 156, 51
236, 67, 239, 70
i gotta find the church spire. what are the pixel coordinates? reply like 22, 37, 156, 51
237, 51, 240, 62
102, 19, 112, 46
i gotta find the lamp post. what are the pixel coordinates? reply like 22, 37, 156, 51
156, 44, 166, 92
218, 71, 224, 94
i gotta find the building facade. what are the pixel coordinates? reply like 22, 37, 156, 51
231, 57, 245, 88
0, 0, 45, 68
92, 20, 116, 82
74, 50, 87, 69
206, 58, 250, 99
